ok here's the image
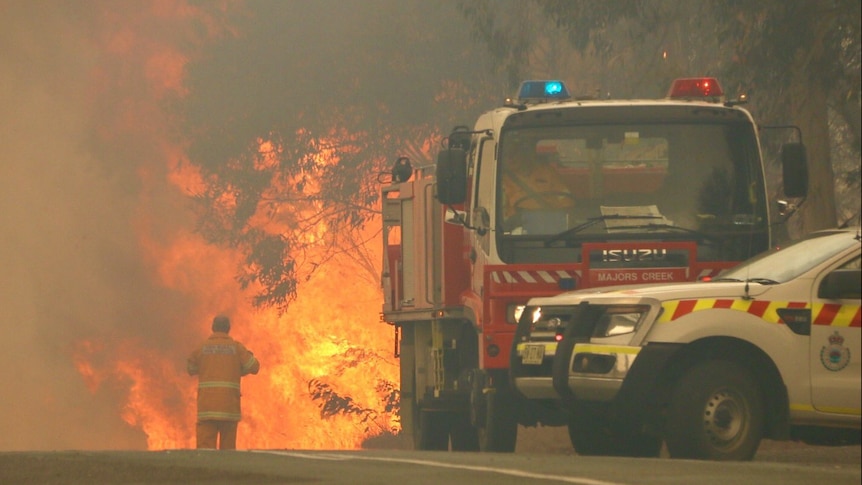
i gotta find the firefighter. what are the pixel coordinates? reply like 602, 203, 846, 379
501, 141, 575, 229
187, 315, 260, 450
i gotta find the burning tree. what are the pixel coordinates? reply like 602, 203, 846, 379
24, 0, 502, 451
167, 1, 500, 449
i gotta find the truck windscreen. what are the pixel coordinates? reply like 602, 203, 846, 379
496, 121, 767, 264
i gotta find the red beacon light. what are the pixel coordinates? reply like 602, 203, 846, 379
668, 77, 724, 99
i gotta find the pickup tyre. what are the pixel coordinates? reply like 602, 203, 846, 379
664, 360, 765, 460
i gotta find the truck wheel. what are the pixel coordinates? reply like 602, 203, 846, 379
478, 391, 518, 452
567, 404, 661, 457
664, 360, 764, 460
449, 412, 480, 451
415, 409, 450, 450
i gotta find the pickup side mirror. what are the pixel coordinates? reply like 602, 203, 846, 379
818, 269, 862, 300
436, 148, 467, 205
781, 142, 808, 198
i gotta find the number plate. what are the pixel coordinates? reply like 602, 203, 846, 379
521, 344, 545, 365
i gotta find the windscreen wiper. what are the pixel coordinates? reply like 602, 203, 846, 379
709, 276, 778, 285
746, 277, 780, 285
544, 214, 664, 247
617, 223, 723, 244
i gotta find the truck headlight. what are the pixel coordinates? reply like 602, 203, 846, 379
507, 304, 527, 324
592, 305, 649, 338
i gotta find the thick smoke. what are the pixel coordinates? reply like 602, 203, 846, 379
0, 0, 489, 451
0, 2, 197, 450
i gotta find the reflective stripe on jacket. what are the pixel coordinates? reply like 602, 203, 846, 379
187, 332, 260, 422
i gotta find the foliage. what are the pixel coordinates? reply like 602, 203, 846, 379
460, 0, 860, 230
308, 378, 398, 434
181, 1, 503, 312
712, 0, 860, 226
182, 0, 860, 313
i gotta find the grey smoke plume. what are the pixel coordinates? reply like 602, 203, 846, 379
0, 1, 195, 450
0, 0, 489, 451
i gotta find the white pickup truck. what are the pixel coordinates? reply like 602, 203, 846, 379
511, 227, 861, 460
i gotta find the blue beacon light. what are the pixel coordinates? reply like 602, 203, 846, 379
516, 80, 571, 102
544, 81, 563, 96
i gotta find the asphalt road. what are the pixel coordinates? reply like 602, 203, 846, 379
0, 436, 859, 485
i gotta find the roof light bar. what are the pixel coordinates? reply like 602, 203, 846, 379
668, 77, 724, 99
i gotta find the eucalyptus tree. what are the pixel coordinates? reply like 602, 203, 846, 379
181, 0, 501, 312
459, 0, 860, 232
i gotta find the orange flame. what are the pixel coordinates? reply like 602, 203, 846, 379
73, 1, 401, 450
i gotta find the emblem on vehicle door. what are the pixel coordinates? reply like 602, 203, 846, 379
820, 331, 851, 372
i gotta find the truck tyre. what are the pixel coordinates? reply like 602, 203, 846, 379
449, 412, 480, 451
478, 391, 518, 452
415, 409, 450, 450
567, 404, 661, 457
664, 360, 764, 461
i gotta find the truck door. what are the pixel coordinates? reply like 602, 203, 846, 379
469, 137, 496, 292
810, 255, 862, 414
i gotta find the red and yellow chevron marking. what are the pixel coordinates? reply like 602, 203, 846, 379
657, 299, 862, 327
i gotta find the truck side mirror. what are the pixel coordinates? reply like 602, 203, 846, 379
781, 142, 808, 198
436, 148, 467, 204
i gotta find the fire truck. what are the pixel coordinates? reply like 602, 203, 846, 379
380, 78, 808, 451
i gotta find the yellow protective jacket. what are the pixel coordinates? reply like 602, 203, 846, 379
187, 332, 260, 422
501, 164, 573, 219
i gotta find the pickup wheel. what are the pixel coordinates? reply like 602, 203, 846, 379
664, 360, 764, 460
567, 403, 661, 457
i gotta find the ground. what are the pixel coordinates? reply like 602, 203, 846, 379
1, 427, 859, 484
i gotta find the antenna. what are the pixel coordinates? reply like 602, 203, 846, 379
741, 187, 759, 301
